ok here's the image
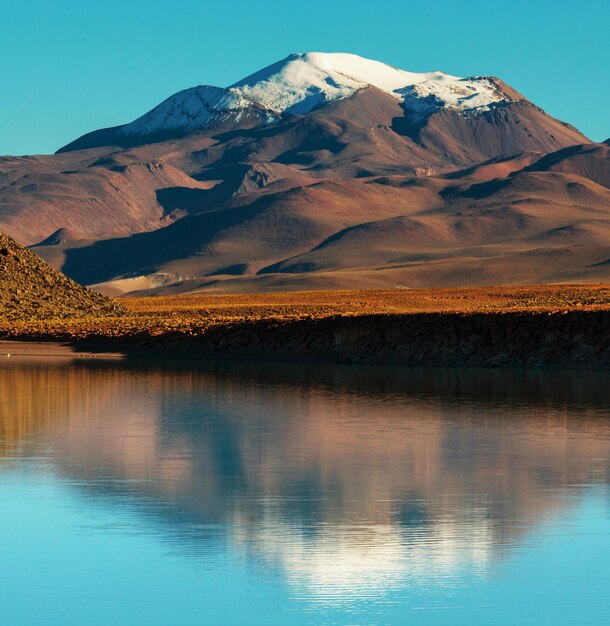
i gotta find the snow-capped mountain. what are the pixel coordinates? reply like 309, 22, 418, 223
121, 52, 519, 136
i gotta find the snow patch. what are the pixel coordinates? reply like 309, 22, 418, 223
398, 76, 509, 121
122, 85, 277, 136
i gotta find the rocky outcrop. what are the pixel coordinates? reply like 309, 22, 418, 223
0, 232, 124, 321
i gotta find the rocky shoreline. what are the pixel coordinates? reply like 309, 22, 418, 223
3, 309, 610, 369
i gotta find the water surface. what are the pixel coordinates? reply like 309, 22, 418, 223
1, 359, 609, 625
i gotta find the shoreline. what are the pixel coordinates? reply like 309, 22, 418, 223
3, 309, 610, 369
0, 340, 126, 359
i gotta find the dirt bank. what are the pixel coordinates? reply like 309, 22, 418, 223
3, 309, 610, 369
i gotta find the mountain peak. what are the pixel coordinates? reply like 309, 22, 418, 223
230, 52, 450, 110
119, 52, 520, 138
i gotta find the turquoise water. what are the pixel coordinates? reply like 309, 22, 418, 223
1, 359, 609, 625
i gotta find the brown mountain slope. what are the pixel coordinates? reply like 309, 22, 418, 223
252, 169, 610, 290
0, 150, 214, 246
28, 143, 610, 295
0, 232, 123, 321
524, 142, 610, 188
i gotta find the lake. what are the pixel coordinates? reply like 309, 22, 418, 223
1, 357, 609, 625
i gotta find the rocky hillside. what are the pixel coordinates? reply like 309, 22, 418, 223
0, 233, 123, 321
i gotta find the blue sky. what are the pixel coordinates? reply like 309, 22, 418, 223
1, 0, 608, 155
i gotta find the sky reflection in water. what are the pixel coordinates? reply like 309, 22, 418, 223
1, 359, 609, 625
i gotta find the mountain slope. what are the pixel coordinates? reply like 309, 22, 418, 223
30, 141, 610, 295
524, 142, 610, 188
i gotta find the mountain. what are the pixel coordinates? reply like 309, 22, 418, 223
0, 232, 123, 321
0, 52, 607, 294
59, 53, 584, 155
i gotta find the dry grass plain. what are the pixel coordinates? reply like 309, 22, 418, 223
2, 284, 610, 340
125, 284, 610, 318
1, 284, 608, 335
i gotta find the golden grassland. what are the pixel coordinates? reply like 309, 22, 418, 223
125, 284, 610, 317
2, 284, 610, 340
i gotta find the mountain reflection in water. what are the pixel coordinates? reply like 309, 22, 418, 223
1, 358, 610, 618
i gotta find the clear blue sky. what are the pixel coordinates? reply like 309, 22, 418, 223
1, 0, 608, 155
